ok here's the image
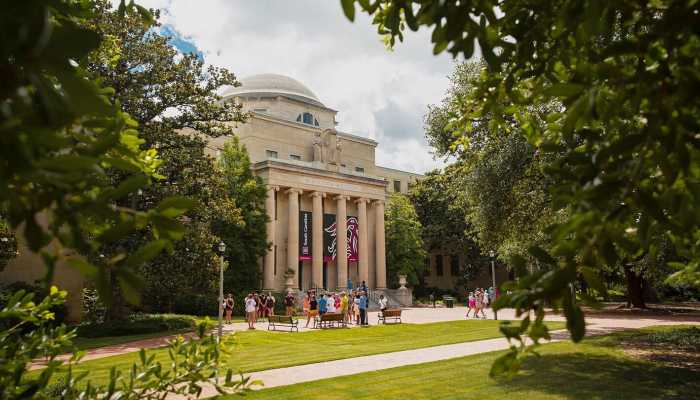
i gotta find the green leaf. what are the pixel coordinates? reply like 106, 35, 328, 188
67, 258, 98, 279
155, 196, 198, 218
340, 0, 356, 21
489, 348, 521, 377
544, 83, 584, 98
528, 246, 557, 266
124, 240, 168, 268
580, 266, 607, 296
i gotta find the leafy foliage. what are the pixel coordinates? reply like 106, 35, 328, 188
1, 287, 256, 399
385, 193, 428, 288
83, 1, 249, 315
0, 220, 17, 271
345, 0, 700, 375
217, 137, 270, 295
1, 0, 194, 304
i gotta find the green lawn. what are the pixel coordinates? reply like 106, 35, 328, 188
53, 319, 564, 387
228, 326, 700, 400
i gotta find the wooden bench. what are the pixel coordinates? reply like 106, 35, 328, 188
378, 309, 402, 324
315, 312, 347, 329
267, 315, 299, 332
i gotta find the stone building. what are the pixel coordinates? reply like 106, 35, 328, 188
206, 74, 421, 292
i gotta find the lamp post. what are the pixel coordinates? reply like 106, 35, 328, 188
217, 241, 226, 342
489, 250, 497, 321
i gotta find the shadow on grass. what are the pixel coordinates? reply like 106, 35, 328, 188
500, 352, 700, 400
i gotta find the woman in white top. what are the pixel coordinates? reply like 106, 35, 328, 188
245, 294, 257, 329
326, 293, 336, 313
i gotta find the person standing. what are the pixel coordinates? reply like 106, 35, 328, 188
245, 294, 257, 330
359, 291, 368, 326
429, 292, 435, 308
340, 292, 349, 323
266, 293, 276, 316
306, 294, 318, 328
378, 294, 388, 312
284, 292, 295, 316
319, 293, 328, 316
466, 291, 476, 318
326, 292, 336, 313
224, 293, 234, 324
353, 291, 361, 324
303, 291, 310, 317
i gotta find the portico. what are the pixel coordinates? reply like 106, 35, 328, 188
257, 158, 387, 291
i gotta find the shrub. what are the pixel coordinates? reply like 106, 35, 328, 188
0, 281, 68, 326
76, 313, 197, 338
81, 287, 106, 324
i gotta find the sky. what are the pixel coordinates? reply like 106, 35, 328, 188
138, 0, 461, 173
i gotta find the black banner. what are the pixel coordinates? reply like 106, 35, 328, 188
299, 211, 312, 260
323, 213, 336, 261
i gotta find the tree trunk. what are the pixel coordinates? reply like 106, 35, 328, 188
624, 266, 646, 308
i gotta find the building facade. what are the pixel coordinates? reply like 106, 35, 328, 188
205, 74, 421, 292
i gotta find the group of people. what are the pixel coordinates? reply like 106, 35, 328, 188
230, 281, 379, 330
230, 291, 275, 329
301, 288, 373, 328
466, 287, 495, 319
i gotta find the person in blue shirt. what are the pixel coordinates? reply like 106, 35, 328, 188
358, 292, 368, 325
318, 294, 328, 316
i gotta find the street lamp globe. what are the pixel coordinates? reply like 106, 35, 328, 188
489, 250, 495, 258
218, 241, 226, 254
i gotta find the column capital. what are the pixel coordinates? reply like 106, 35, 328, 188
311, 191, 326, 198
354, 197, 369, 204
372, 199, 385, 207
334, 194, 350, 201
285, 187, 303, 195
267, 185, 280, 192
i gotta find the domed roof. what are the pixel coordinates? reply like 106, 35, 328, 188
223, 73, 325, 108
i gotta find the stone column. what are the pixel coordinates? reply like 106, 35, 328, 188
374, 200, 387, 289
263, 186, 278, 289
335, 195, 348, 290
311, 191, 324, 289
355, 198, 369, 285
287, 188, 301, 289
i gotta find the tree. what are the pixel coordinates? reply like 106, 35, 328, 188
0, 219, 17, 270
385, 193, 428, 288
217, 137, 269, 295
1, 0, 193, 302
344, 0, 700, 373
84, 1, 247, 315
0, 1, 251, 398
408, 164, 482, 284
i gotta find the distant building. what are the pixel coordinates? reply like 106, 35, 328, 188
204, 74, 421, 292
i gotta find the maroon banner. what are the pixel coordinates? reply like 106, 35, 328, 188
299, 211, 312, 260
347, 216, 359, 262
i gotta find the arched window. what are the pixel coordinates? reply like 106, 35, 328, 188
302, 112, 313, 125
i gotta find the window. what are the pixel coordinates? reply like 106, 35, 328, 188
355, 166, 364, 173
302, 112, 313, 125
436, 255, 443, 276
266, 150, 278, 159
393, 180, 402, 192
290, 154, 301, 161
450, 256, 459, 276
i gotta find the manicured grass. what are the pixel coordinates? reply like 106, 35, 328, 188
51, 319, 563, 387
228, 326, 700, 400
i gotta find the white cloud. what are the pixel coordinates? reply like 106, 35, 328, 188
137, 0, 458, 173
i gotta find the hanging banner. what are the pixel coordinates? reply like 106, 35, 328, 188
347, 216, 359, 262
323, 213, 336, 261
299, 211, 312, 260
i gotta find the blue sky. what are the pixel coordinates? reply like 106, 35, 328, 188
144, 0, 463, 173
